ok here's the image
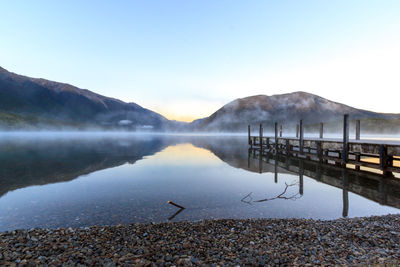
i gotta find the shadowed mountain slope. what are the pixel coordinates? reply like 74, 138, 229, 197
0, 67, 168, 129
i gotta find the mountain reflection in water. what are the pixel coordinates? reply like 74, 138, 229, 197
0, 134, 398, 231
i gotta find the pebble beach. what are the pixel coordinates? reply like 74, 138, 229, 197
0, 214, 399, 266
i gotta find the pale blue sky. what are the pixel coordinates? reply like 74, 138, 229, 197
1, 0, 399, 121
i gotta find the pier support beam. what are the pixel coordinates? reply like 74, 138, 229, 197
296, 124, 299, 138
280, 125, 282, 137
356, 120, 361, 140
342, 114, 349, 165
355, 154, 361, 171
379, 144, 393, 177
319, 123, 324, 139
299, 120, 304, 155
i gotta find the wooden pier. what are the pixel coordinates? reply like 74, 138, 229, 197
248, 115, 400, 177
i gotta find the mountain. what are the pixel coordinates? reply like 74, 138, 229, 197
0, 66, 169, 130
191, 92, 400, 132
1, 66, 399, 132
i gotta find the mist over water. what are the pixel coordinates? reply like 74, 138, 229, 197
0, 132, 399, 231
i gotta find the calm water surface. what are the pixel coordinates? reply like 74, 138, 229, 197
0, 134, 399, 231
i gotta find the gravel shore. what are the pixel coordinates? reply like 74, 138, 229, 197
1, 214, 399, 266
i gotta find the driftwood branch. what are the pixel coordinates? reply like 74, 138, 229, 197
167, 200, 185, 220
167, 201, 185, 209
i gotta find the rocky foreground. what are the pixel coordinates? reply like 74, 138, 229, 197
0, 215, 399, 266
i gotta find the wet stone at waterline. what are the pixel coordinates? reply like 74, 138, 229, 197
0, 134, 399, 231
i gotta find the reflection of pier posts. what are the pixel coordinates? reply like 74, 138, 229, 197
274, 155, 278, 183
319, 122, 324, 139
342, 169, 349, 218
274, 122, 278, 154
259, 124, 263, 154
248, 125, 252, 149
378, 178, 387, 205
265, 151, 270, 164
299, 160, 304, 195
316, 163, 321, 181
285, 155, 290, 169
248, 149, 251, 169
259, 152, 263, 174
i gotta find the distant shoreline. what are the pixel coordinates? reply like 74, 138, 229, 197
1, 214, 399, 265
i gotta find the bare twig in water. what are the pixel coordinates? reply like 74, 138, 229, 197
167, 201, 185, 209
253, 181, 301, 202
241, 192, 253, 205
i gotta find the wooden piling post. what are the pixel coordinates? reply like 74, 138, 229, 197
355, 154, 361, 171
342, 114, 349, 165
299, 120, 304, 155
379, 144, 393, 177
296, 124, 299, 138
356, 120, 360, 140
280, 125, 282, 137
319, 123, 324, 139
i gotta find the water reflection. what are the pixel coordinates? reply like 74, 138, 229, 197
248, 149, 400, 215
0, 136, 167, 198
0, 135, 398, 231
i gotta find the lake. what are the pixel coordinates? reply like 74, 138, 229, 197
0, 133, 399, 231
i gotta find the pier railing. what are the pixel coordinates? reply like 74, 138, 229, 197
248, 115, 400, 177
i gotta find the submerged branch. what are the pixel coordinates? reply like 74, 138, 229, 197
241, 192, 253, 205
252, 181, 301, 203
